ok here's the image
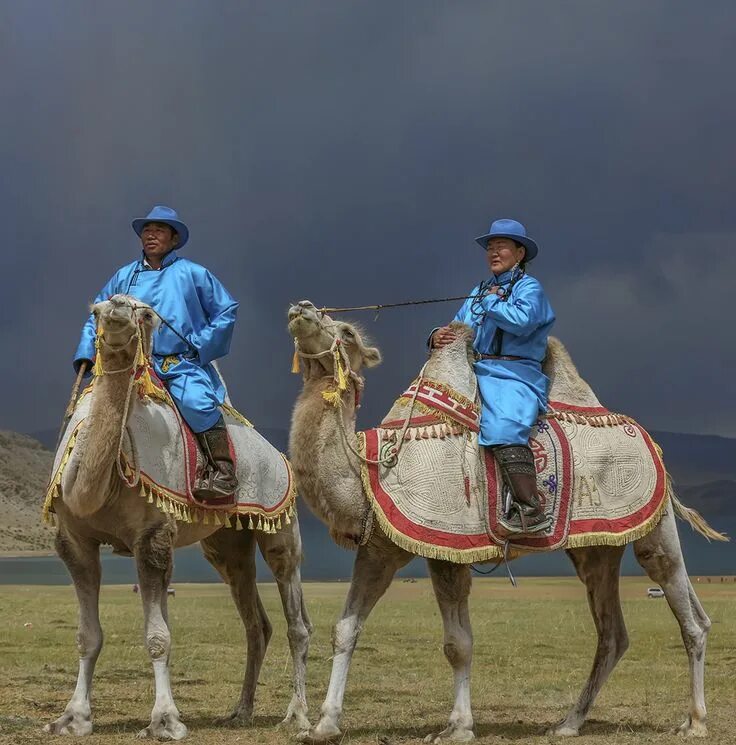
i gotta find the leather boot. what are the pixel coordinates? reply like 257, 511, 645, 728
493, 444, 551, 535
193, 418, 238, 503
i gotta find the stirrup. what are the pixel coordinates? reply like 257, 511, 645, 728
499, 502, 552, 535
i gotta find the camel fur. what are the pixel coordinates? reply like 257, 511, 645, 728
46, 294, 311, 740
287, 300, 725, 743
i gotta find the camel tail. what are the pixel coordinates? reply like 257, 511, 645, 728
669, 486, 729, 542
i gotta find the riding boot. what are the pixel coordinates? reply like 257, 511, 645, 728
492, 444, 551, 535
193, 417, 238, 503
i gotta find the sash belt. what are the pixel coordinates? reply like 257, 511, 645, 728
474, 353, 526, 361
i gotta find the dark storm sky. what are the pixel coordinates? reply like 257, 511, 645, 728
1, 1, 735, 438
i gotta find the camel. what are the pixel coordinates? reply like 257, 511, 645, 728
287, 299, 724, 743
45, 294, 311, 740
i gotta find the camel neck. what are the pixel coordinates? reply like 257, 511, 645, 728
289, 376, 367, 535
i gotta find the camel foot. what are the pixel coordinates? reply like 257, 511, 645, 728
296, 718, 342, 743
677, 717, 708, 738
423, 724, 475, 743
279, 695, 310, 731
214, 709, 253, 728
137, 710, 188, 741
44, 708, 93, 737
546, 722, 580, 737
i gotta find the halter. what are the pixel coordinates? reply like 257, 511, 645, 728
291, 310, 426, 468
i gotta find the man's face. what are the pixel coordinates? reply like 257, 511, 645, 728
141, 222, 179, 262
486, 237, 526, 275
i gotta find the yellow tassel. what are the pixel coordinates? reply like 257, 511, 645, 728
322, 388, 341, 407
156, 494, 163, 509
235, 515, 243, 531
92, 325, 104, 377
248, 515, 255, 530
139, 482, 146, 497
203, 511, 210, 525
147, 488, 154, 504
276, 515, 282, 530
285, 510, 291, 525
191, 509, 200, 523
291, 344, 301, 374
224, 514, 232, 528
257, 515, 264, 531
334, 348, 347, 391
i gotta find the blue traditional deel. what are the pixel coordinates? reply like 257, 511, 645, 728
453, 269, 555, 446
474, 218, 539, 261
132, 205, 190, 250
73, 251, 238, 433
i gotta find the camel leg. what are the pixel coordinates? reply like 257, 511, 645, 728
298, 535, 412, 744
44, 531, 102, 737
257, 514, 312, 730
549, 545, 628, 737
134, 522, 188, 741
424, 560, 474, 743
200, 525, 271, 726
633, 507, 711, 738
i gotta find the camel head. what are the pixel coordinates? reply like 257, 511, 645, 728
287, 300, 381, 380
91, 294, 160, 359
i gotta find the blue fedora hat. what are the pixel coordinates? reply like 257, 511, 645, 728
132, 205, 189, 250
474, 218, 538, 261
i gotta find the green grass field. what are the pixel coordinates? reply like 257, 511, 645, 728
1, 577, 734, 745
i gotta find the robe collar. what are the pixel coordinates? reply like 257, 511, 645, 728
140, 251, 178, 270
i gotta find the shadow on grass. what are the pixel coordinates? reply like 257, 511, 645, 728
88, 713, 285, 735
343, 716, 664, 741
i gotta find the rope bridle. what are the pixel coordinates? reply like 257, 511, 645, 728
293, 313, 427, 468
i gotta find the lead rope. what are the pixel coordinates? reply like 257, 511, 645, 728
332, 359, 430, 468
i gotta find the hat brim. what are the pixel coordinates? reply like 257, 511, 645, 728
474, 233, 538, 261
132, 218, 189, 250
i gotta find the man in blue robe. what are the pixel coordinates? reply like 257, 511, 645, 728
74, 205, 239, 503
431, 218, 555, 534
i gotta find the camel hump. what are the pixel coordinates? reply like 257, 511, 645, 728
543, 336, 603, 408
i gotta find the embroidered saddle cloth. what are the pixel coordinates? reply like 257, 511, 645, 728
359, 379, 667, 562
45, 372, 295, 531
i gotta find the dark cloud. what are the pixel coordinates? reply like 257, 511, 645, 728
1, 1, 734, 438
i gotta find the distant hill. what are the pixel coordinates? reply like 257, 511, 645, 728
0, 432, 55, 555
5, 425, 733, 576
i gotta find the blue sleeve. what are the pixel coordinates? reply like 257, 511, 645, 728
72, 271, 123, 374
190, 270, 239, 366
480, 277, 552, 336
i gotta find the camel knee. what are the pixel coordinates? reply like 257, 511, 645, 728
332, 617, 359, 655
145, 628, 171, 660
443, 634, 472, 669
76, 628, 103, 659
287, 620, 310, 650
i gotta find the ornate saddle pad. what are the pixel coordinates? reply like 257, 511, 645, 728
44, 371, 295, 531
359, 380, 667, 563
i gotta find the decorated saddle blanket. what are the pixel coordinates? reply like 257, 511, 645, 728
359, 379, 667, 562
44, 371, 295, 531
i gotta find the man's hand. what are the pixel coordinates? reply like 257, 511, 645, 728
431, 326, 458, 349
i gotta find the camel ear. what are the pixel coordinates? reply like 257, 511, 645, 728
363, 346, 382, 368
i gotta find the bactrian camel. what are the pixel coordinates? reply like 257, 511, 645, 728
287, 299, 725, 743
45, 295, 311, 740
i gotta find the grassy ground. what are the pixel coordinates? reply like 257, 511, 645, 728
1, 577, 734, 745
